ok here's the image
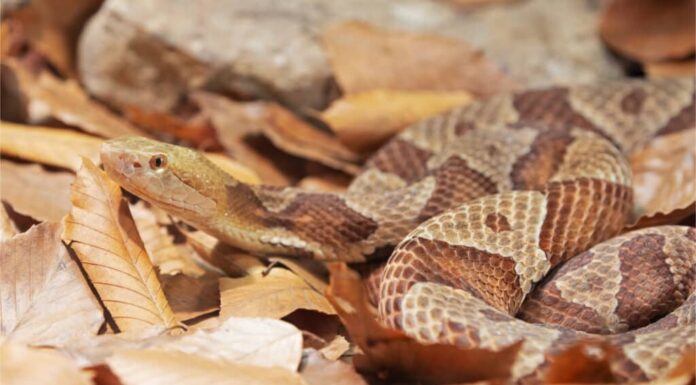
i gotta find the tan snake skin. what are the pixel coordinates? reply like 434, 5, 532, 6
101, 78, 696, 383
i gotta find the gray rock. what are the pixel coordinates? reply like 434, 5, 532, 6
78, 0, 623, 111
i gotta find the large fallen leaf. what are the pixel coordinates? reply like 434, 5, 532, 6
322, 89, 473, 153
267, 256, 329, 294
301, 349, 367, 385
321, 21, 517, 97
66, 317, 303, 371
629, 129, 695, 228
0, 122, 101, 171
3, 59, 144, 138
130, 202, 205, 276
0, 160, 73, 222
326, 263, 520, 383
600, 0, 695, 63
106, 349, 306, 385
0, 342, 93, 385
0, 221, 103, 346
62, 158, 177, 331
220, 267, 336, 320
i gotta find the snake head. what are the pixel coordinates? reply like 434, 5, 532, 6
100, 136, 223, 216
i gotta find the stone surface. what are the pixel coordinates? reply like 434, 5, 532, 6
78, 0, 623, 111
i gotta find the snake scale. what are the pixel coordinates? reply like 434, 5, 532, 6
101, 77, 696, 383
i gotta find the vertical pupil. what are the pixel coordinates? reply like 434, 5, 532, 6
155, 157, 162, 167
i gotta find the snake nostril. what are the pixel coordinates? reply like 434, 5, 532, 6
133, 161, 142, 168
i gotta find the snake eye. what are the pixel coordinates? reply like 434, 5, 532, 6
149, 154, 168, 170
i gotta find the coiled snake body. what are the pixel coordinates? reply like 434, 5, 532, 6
102, 78, 695, 383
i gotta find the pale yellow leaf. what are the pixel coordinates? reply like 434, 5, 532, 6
0, 343, 93, 385
106, 349, 307, 385
220, 267, 336, 320
0, 222, 103, 346
130, 202, 205, 276
0, 160, 73, 222
0, 122, 102, 171
322, 89, 473, 153
62, 158, 177, 331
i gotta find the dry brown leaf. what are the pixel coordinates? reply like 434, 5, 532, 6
326, 263, 520, 383
183, 229, 265, 276
3, 59, 144, 138
542, 341, 616, 384
203, 152, 262, 185
106, 349, 306, 385
322, 21, 517, 97
322, 89, 473, 153
130, 202, 205, 276
0, 221, 103, 346
0, 122, 101, 171
159, 272, 219, 322
629, 129, 695, 228
62, 158, 177, 331
0, 342, 93, 385
645, 59, 696, 78
267, 256, 329, 294
6, 0, 102, 77
318, 335, 350, 361
0, 160, 73, 222
301, 349, 367, 385
297, 174, 351, 193
600, 0, 695, 63
220, 267, 336, 320
193, 92, 360, 177
0, 203, 18, 241
122, 104, 221, 149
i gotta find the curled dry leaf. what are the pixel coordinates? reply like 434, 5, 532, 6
130, 201, 205, 276
0, 203, 18, 241
106, 349, 306, 385
62, 158, 177, 331
122, 104, 221, 149
600, 0, 695, 63
322, 89, 473, 153
0, 160, 73, 222
326, 263, 520, 384
3, 59, 144, 138
321, 21, 517, 97
182, 229, 265, 277
629, 129, 695, 228
0, 122, 101, 171
301, 349, 367, 385
542, 341, 616, 384
0, 342, 93, 385
0, 221, 103, 346
318, 335, 351, 361
220, 266, 336, 320
267, 256, 329, 293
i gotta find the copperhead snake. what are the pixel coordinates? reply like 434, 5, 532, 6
101, 77, 696, 383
